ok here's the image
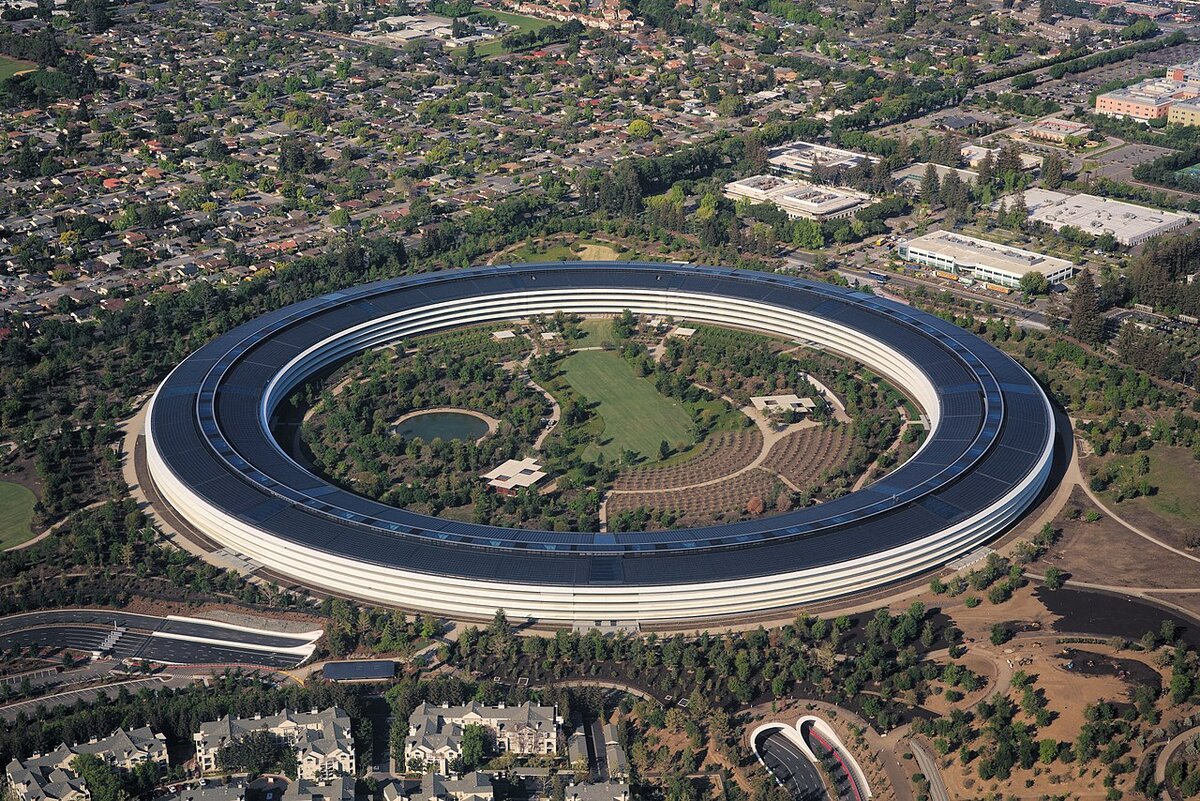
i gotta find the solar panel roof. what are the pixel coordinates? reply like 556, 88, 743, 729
149, 262, 1053, 587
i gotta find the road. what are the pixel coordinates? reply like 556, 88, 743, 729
910, 738, 949, 801
0, 609, 321, 668
0, 675, 177, 721
755, 729, 829, 801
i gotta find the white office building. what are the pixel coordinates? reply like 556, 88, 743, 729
896, 230, 1075, 289
723, 175, 872, 221
1020, 189, 1188, 246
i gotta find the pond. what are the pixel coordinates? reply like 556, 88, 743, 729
395, 411, 491, 443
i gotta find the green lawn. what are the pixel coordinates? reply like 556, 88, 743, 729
1104, 445, 1200, 525
453, 6, 552, 56
560, 350, 694, 460
0, 481, 36, 550
0, 56, 36, 81
571, 318, 614, 349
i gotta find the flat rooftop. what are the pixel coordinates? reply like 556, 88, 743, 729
723, 175, 870, 218
900, 230, 1074, 278
323, 660, 397, 681
767, 141, 877, 174
482, 457, 547, 491
1022, 188, 1187, 243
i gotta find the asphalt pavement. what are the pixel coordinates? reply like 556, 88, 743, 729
0, 609, 319, 668
755, 729, 829, 801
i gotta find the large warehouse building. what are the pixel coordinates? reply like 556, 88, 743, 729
723, 174, 872, 221
1021, 189, 1188, 247
143, 262, 1055, 626
897, 230, 1075, 289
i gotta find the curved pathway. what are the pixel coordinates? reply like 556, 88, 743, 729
1078, 482, 1200, 567
606, 416, 816, 496
1155, 725, 1200, 800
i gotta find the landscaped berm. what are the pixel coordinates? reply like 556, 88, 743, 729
0, 480, 36, 550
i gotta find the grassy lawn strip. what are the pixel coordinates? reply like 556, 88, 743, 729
0, 56, 37, 81
0, 480, 36, 550
572, 318, 614, 349
560, 350, 693, 460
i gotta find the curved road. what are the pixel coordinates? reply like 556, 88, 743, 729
756, 729, 829, 801
0, 609, 320, 668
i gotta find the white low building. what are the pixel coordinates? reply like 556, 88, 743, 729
896, 230, 1075, 289
766, 141, 877, 178
723, 175, 872, 221
194, 709, 355, 781
1020, 189, 1188, 247
405, 703, 560, 773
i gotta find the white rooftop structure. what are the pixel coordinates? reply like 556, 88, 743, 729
897, 230, 1075, 289
751, 394, 817, 414
767, 141, 877, 177
491, 330, 518, 341
481, 458, 547, 493
723, 175, 871, 221
892, 162, 979, 192
1021, 189, 1188, 246
960, 145, 1042, 171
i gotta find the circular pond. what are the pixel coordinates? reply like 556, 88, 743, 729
394, 410, 494, 443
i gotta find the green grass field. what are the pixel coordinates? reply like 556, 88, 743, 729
0, 56, 36, 81
0, 481, 36, 550
560, 350, 694, 460
571, 318, 615, 349
454, 6, 552, 56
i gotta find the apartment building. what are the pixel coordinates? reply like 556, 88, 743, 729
6, 727, 168, 801
194, 709, 355, 781
405, 703, 560, 773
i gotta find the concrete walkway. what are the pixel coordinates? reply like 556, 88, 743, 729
1155, 725, 1200, 800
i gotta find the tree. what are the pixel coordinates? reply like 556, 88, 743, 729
627, 119, 653, 139
1039, 738, 1058, 764
921, 163, 941, 205
1043, 566, 1065, 590
1018, 271, 1050, 296
216, 730, 292, 776
658, 439, 670, 460
1069, 269, 1104, 344
989, 623, 1012, 645
1042, 153, 1065, 190
460, 723, 488, 771
71, 755, 126, 801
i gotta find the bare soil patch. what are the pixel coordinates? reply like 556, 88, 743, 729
1042, 488, 1198, 589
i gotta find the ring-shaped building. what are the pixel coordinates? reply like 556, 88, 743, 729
145, 262, 1054, 624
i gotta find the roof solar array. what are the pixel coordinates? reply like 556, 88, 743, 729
149, 262, 1053, 588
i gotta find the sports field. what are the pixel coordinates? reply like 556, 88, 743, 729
560, 350, 693, 460
456, 6, 552, 56
0, 56, 36, 81
0, 480, 36, 550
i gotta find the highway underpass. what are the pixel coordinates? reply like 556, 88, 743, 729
753, 727, 829, 801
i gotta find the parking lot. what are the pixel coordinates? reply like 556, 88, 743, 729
1087, 142, 1180, 182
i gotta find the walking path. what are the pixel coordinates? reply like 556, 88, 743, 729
1155, 724, 1200, 800
605, 413, 816, 497
1078, 481, 1200, 567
